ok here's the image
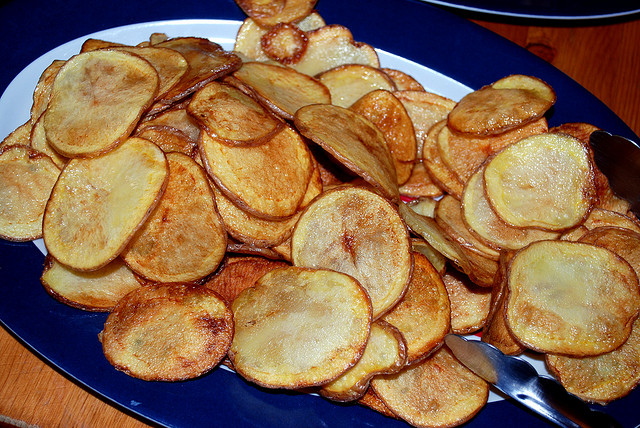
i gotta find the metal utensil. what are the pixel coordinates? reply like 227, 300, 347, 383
444, 334, 623, 428
589, 130, 640, 215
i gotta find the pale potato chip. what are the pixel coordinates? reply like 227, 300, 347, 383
30, 60, 65, 125
1, 120, 32, 149
292, 186, 412, 319
122, 152, 226, 283
260, 23, 308, 64
41, 256, 141, 312
443, 268, 492, 335
30, 114, 68, 168
43, 137, 168, 271
371, 346, 489, 428
506, 240, 640, 356
101, 282, 233, 381
317, 64, 396, 108
579, 226, 640, 278
381, 68, 424, 91
229, 266, 371, 389
43, 49, 159, 157
0, 145, 60, 241
381, 253, 450, 364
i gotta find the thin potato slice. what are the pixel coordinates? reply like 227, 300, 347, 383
43, 137, 168, 271
43, 49, 159, 158
1, 121, 31, 149
462, 165, 559, 251
350, 89, 417, 184
506, 240, 640, 356
411, 238, 447, 275
236, 0, 318, 28
546, 317, 640, 404
292, 186, 412, 319
232, 61, 331, 120
30, 114, 68, 168
484, 133, 596, 230
294, 104, 399, 201
0, 145, 60, 241
260, 23, 308, 64
437, 118, 548, 183
579, 226, 640, 278
122, 153, 226, 283
137, 106, 201, 144
443, 268, 492, 335
41, 256, 141, 312
371, 346, 489, 428
358, 388, 399, 419
381, 68, 424, 91
320, 321, 407, 402
203, 256, 289, 303
188, 81, 284, 145
381, 253, 450, 364
200, 124, 313, 219
229, 266, 372, 389
398, 162, 444, 199
289, 25, 379, 76
448, 75, 555, 136
100, 283, 233, 381
136, 125, 197, 156
581, 208, 640, 234
317, 64, 396, 108
30, 60, 65, 125
155, 37, 242, 104
420, 121, 464, 198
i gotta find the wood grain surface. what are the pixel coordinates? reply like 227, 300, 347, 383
1, 12, 639, 428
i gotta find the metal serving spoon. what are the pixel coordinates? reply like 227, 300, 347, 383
589, 130, 640, 215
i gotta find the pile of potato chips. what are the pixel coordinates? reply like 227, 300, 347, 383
1, 0, 639, 426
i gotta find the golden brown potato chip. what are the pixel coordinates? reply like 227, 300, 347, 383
317, 64, 396, 108
411, 238, 447, 275
320, 320, 407, 402
448, 75, 555, 136
289, 25, 379, 76
581, 208, 640, 234
41, 255, 141, 311
30, 114, 68, 168
122, 152, 226, 282
461, 165, 559, 251
381, 253, 450, 364
43, 49, 159, 158
420, 121, 464, 198
232, 61, 331, 120
294, 104, 399, 201
154, 37, 242, 104
229, 266, 371, 389
483, 133, 596, 231
546, 317, 640, 404
138, 105, 201, 143
200, 124, 313, 219
135, 125, 198, 156
443, 268, 492, 335
1, 120, 31, 149
398, 162, 444, 199
203, 256, 289, 303
260, 22, 308, 64
381, 68, 425, 91
101, 282, 233, 381
579, 226, 640, 278
43, 137, 168, 271
506, 240, 640, 356
350, 89, 417, 184
357, 388, 399, 419
437, 118, 548, 183
292, 186, 412, 319
235, 0, 318, 28
371, 346, 489, 428
30, 60, 65, 125
0, 145, 60, 241
188, 81, 284, 145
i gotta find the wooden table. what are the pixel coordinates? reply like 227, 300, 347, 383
1, 11, 639, 428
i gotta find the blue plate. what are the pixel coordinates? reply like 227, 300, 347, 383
0, 1, 638, 427
416, 0, 640, 20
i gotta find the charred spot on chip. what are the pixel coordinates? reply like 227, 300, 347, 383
261, 22, 308, 64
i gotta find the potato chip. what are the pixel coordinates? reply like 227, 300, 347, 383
29, 114, 68, 168
122, 152, 226, 283
371, 346, 489, 428
448, 75, 555, 136
581, 208, 640, 234
381, 253, 450, 364
101, 282, 233, 381
188, 80, 284, 145
546, 317, 640, 404
136, 125, 197, 156
43, 50, 159, 157
483, 133, 596, 231
41, 256, 141, 312
294, 104, 399, 201
506, 240, 640, 356
229, 266, 371, 389
43, 137, 168, 271
200, 124, 313, 219
443, 268, 491, 335
317, 64, 396, 108
30, 60, 65, 125
320, 320, 407, 402
203, 256, 289, 303
260, 22, 308, 64
350, 89, 417, 184
420, 120, 464, 198
235, 0, 318, 28
579, 226, 640, 278
138, 105, 201, 143
398, 162, 444, 199
411, 238, 447, 275
0, 145, 60, 241
232, 61, 331, 120
292, 186, 411, 319
381, 68, 424, 91
1, 120, 31, 149
357, 388, 398, 419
